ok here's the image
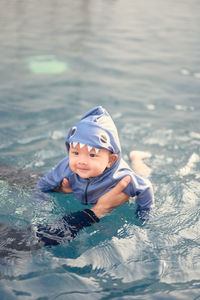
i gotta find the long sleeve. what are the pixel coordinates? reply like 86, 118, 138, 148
0, 209, 100, 256
123, 173, 154, 221
35, 157, 70, 193
32, 157, 70, 204
134, 174, 154, 210
35, 209, 100, 246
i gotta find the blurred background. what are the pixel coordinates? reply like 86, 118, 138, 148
0, 0, 200, 299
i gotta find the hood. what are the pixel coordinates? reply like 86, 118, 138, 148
65, 106, 121, 155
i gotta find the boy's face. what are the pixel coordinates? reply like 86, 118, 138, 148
69, 143, 118, 179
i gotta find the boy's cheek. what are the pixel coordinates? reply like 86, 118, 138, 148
69, 161, 74, 171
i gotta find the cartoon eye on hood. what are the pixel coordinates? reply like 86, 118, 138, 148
99, 133, 110, 145
65, 106, 121, 155
69, 127, 77, 137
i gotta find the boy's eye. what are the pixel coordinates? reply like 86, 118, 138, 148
73, 151, 79, 155
89, 153, 96, 158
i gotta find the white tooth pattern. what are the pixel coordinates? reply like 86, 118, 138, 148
79, 143, 85, 149
95, 148, 100, 154
87, 145, 93, 152
73, 142, 78, 148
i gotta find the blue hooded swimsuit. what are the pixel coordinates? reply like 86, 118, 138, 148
36, 106, 154, 219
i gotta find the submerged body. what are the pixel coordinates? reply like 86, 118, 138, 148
0, 107, 154, 260
0, 162, 130, 262
0, 162, 101, 262
0, 162, 41, 189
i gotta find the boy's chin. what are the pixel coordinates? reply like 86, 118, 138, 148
76, 171, 90, 179
78, 172, 100, 179
79, 174, 89, 179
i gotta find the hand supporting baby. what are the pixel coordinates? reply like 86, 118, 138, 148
60, 176, 131, 219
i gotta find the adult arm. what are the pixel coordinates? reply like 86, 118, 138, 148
0, 177, 131, 254
35, 157, 70, 193
35, 176, 131, 246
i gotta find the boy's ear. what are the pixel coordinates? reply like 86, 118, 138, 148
107, 154, 118, 168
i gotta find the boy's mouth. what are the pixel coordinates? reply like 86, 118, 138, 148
77, 167, 89, 172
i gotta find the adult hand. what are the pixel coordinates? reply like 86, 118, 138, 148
91, 176, 131, 219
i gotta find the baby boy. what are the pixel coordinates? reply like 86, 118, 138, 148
36, 106, 154, 220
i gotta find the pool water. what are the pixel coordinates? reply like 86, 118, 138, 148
0, 0, 200, 299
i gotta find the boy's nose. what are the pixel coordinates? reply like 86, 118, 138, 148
77, 156, 87, 165
78, 161, 86, 166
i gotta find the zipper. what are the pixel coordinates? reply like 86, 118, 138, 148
84, 179, 90, 205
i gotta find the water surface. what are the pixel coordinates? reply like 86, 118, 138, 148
0, 0, 200, 299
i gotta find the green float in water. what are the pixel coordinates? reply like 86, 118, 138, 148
28, 55, 68, 74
